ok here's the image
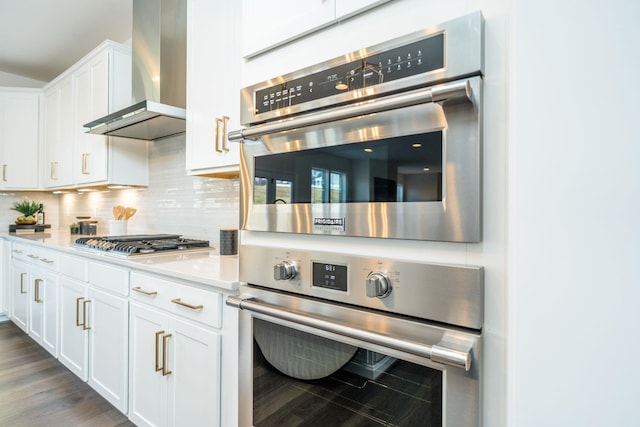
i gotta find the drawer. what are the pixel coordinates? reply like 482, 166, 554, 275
58, 253, 89, 282
130, 272, 222, 328
11, 243, 58, 271
89, 261, 129, 296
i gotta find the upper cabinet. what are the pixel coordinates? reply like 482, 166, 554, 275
242, 0, 391, 58
43, 41, 149, 190
185, 0, 241, 178
0, 89, 40, 190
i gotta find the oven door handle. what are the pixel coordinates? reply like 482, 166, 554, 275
227, 79, 472, 142
227, 295, 473, 371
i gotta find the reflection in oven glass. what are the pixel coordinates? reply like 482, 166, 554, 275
253, 341, 443, 426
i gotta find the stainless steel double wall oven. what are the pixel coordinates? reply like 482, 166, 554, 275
227, 11, 485, 427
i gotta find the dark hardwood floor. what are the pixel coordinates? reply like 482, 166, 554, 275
0, 320, 135, 427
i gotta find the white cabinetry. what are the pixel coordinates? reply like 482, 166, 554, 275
28, 265, 58, 356
186, 0, 240, 178
43, 75, 74, 187
10, 258, 29, 333
0, 89, 40, 189
42, 40, 149, 189
9, 243, 59, 357
242, 0, 390, 58
128, 272, 221, 427
57, 255, 129, 413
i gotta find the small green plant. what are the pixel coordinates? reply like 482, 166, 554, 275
11, 200, 40, 222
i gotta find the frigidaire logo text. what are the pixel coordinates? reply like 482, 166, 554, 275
313, 217, 345, 226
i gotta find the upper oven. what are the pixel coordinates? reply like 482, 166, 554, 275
229, 12, 484, 242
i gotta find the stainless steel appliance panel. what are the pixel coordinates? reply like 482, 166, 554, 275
231, 288, 482, 427
239, 244, 484, 330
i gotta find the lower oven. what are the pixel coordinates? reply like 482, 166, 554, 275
226, 245, 483, 427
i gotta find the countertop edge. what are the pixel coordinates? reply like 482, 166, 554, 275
2, 232, 240, 292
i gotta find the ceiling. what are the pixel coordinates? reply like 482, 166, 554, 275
0, 0, 132, 83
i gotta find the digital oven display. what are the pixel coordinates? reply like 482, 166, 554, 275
312, 262, 348, 292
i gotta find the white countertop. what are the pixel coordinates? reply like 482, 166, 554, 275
2, 230, 239, 291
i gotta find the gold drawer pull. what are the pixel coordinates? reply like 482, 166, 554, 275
82, 300, 92, 330
34, 279, 43, 303
162, 334, 172, 376
155, 330, 165, 372
171, 298, 203, 311
40, 258, 54, 264
20, 273, 27, 294
132, 286, 158, 296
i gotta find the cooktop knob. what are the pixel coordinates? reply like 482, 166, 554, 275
366, 272, 392, 298
274, 260, 297, 281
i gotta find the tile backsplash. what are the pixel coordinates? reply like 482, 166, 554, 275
2, 134, 240, 250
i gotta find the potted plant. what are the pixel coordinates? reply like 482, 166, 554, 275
69, 223, 79, 234
11, 200, 40, 225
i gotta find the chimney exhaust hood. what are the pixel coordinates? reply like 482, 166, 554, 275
84, 0, 186, 140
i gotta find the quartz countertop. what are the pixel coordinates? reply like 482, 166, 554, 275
2, 230, 239, 291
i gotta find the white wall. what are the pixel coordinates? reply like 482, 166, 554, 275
507, 1, 640, 426
0, 71, 45, 88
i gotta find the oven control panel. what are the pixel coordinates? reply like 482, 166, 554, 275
241, 244, 484, 329
254, 34, 444, 115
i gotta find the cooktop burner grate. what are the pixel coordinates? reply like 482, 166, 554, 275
74, 234, 210, 256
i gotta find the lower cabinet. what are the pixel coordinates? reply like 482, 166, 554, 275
28, 266, 58, 356
129, 301, 221, 427
10, 259, 29, 333
58, 275, 129, 413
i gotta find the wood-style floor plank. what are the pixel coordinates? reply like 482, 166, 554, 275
0, 320, 135, 427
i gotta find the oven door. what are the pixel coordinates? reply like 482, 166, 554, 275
228, 287, 482, 427
237, 76, 482, 243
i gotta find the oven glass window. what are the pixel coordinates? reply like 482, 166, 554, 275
254, 131, 443, 204
254, 177, 293, 204
253, 319, 443, 426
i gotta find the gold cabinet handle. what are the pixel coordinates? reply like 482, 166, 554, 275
221, 116, 230, 152
20, 272, 27, 294
34, 279, 43, 303
132, 286, 158, 296
81, 153, 90, 174
214, 118, 223, 152
51, 161, 58, 180
155, 330, 165, 372
171, 298, 203, 311
82, 300, 91, 330
2, 164, 7, 181
40, 258, 54, 264
27, 254, 39, 259
162, 334, 172, 376
12, 249, 23, 254
76, 297, 84, 326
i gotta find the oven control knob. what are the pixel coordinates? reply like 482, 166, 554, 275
366, 272, 392, 298
274, 260, 297, 281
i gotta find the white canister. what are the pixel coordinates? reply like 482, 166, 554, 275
109, 220, 128, 236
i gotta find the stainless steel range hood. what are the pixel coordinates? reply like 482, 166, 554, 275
84, 0, 186, 140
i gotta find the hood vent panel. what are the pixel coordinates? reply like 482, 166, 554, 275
84, 0, 186, 141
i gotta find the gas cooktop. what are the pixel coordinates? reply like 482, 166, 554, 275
73, 234, 211, 257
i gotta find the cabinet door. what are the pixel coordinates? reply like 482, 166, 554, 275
168, 316, 221, 427
129, 302, 170, 427
241, 0, 335, 57
43, 76, 74, 188
74, 51, 109, 184
0, 91, 40, 189
58, 277, 89, 380
28, 267, 58, 357
10, 260, 29, 332
186, 0, 240, 177
87, 287, 129, 413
